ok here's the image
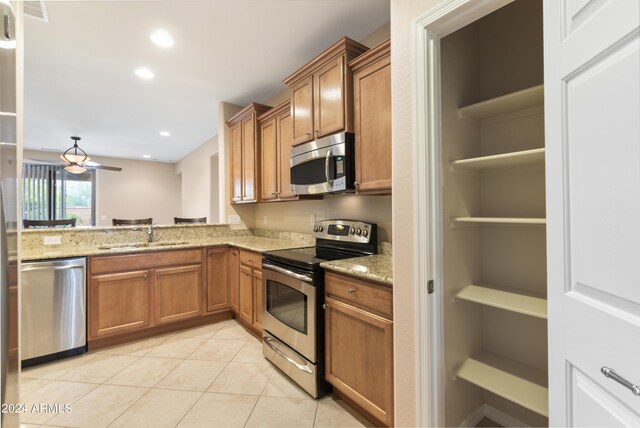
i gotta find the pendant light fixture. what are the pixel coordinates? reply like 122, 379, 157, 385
61, 136, 90, 174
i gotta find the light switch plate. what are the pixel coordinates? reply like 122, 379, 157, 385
228, 215, 241, 225
44, 236, 62, 245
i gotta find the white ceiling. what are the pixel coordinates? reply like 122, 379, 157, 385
25, 0, 390, 163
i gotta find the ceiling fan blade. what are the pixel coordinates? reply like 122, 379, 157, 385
84, 164, 123, 172
83, 161, 123, 171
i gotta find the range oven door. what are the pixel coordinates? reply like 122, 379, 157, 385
262, 262, 316, 362
290, 132, 354, 195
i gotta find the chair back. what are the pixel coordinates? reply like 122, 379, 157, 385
112, 218, 153, 226
174, 217, 207, 224
23, 219, 76, 229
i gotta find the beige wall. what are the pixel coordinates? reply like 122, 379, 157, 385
390, 1, 442, 426
24, 149, 182, 225
175, 135, 219, 222
255, 195, 392, 241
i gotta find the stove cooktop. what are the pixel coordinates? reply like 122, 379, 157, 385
263, 246, 367, 270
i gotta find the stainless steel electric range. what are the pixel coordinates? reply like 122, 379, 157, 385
261, 220, 377, 398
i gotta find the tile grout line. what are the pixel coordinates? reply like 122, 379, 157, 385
170, 390, 206, 428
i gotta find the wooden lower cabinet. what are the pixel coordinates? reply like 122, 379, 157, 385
155, 265, 202, 325
239, 265, 254, 325
253, 269, 263, 331
229, 248, 240, 313
324, 275, 394, 427
89, 270, 152, 338
207, 247, 230, 312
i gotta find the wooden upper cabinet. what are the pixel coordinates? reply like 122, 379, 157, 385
291, 76, 314, 145
227, 103, 272, 203
155, 265, 203, 325
89, 270, 152, 339
206, 247, 229, 312
349, 39, 392, 194
230, 123, 243, 202
284, 37, 368, 146
258, 100, 298, 202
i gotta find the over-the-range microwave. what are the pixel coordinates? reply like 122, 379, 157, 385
290, 132, 355, 195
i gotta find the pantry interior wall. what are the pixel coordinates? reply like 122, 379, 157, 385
439, 1, 547, 426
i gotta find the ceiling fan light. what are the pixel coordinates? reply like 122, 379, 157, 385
61, 153, 90, 164
64, 164, 87, 174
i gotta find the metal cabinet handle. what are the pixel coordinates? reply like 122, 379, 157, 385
208, 251, 212, 256
156, 272, 160, 278
306, 132, 311, 137
322, 303, 327, 310
144, 273, 148, 279
601, 367, 640, 396
264, 336, 312, 373
348, 288, 357, 294
314, 129, 319, 135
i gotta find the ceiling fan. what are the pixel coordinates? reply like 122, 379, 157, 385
59, 136, 122, 173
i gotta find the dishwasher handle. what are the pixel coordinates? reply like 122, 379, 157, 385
22, 264, 85, 272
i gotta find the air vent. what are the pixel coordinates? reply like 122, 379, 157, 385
24, 1, 48, 22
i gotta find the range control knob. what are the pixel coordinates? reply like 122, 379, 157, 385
318, 226, 323, 232
356, 228, 362, 236
350, 228, 355, 235
362, 229, 369, 237
313, 226, 318, 232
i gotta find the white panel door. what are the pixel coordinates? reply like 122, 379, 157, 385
544, 0, 640, 426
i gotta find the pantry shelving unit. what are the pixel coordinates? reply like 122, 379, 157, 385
443, 79, 548, 426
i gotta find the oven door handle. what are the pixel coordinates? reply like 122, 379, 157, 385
264, 336, 313, 374
262, 263, 313, 283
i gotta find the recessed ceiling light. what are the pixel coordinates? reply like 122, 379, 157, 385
142, 154, 151, 159
134, 67, 154, 79
159, 131, 171, 137
150, 29, 174, 48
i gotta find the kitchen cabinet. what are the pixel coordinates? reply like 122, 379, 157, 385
284, 37, 368, 146
349, 39, 392, 194
324, 272, 393, 427
228, 247, 240, 313
155, 265, 202, 325
88, 248, 207, 341
259, 100, 297, 201
206, 246, 229, 312
89, 270, 153, 338
237, 249, 263, 334
227, 102, 272, 203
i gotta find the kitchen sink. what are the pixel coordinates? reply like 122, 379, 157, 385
98, 241, 189, 251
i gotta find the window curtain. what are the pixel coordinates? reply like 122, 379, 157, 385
22, 163, 66, 220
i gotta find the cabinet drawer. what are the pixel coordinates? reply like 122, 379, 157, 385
90, 249, 203, 274
239, 250, 262, 268
325, 272, 392, 319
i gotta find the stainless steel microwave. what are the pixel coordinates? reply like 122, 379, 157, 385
290, 132, 355, 195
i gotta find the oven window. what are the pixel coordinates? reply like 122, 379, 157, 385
266, 279, 307, 335
291, 157, 336, 185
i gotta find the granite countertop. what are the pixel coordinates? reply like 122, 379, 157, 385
21, 236, 313, 261
320, 254, 393, 287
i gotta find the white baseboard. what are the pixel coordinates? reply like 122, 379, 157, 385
458, 403, 530, 427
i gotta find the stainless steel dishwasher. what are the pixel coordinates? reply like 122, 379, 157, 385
21, 257, 87, 366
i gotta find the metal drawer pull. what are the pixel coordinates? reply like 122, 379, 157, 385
264, 336, 312, 373
601, 367, 640, 396
348, 288, 357, 294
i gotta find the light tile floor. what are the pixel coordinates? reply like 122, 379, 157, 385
19, 319, 372, 428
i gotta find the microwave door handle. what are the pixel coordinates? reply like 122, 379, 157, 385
325, 150, 332, 183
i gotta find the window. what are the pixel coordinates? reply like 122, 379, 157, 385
22, 163, 96, 226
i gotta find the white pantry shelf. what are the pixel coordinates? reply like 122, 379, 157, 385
451, 148, 545, 171
455, 352, 549, 417
455, 284, 547, 319
453, 217, 546, 226
458, 85, 544, 121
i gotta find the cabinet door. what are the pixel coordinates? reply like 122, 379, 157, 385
206, 247, 229, 312
89, 270, 152, 339
241, 114, 258, 201
252, 269, 263, 333
155, 265, 202, 325
230, 123, 243, 203
314, 55, 345, 139
354, 60, 392, 193
277, 110, 297, 200
239, 265, 253, 325
260, 117, 278, 201
325, 297, 393, 427
291, 75, 314, 145
229, 248, 240, 313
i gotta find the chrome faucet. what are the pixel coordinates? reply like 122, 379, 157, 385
134, 225, 154, 243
